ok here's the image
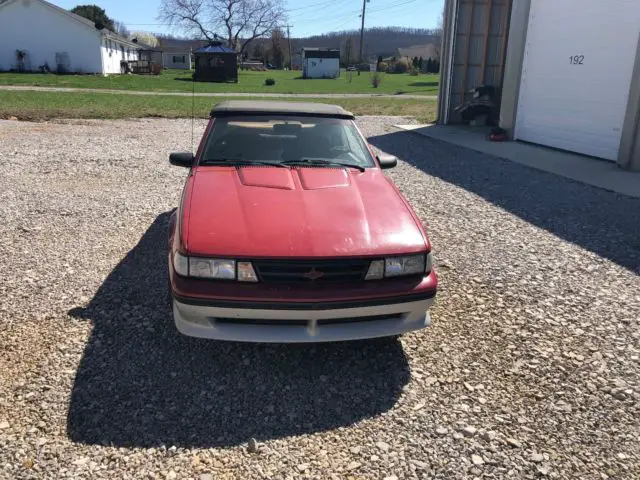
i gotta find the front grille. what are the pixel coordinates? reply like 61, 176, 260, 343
317, 314, 404, 325
213, 314, 404, 326
252, 259, 369, 284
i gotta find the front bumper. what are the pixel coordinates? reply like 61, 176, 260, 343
172, 294, 435, 343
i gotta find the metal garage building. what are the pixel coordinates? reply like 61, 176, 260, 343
438, 0, 640, 171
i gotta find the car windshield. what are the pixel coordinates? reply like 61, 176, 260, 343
200, 115, 375, 168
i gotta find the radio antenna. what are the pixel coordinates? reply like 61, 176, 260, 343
191, 52, 195, 153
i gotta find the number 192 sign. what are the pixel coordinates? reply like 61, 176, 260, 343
570, 55, 584, 65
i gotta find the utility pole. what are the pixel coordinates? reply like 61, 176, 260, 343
285, 24, 293, 70
358, 0, 369, 66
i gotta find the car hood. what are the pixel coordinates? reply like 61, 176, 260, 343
183, 166, 427, 257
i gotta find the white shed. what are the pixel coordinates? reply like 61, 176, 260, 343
0, 0, 140, 74
302, 48, 340, 79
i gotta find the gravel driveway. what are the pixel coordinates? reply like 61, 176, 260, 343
0, 117, 638, 480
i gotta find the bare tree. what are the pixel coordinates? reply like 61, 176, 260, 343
434, 8, 444, 37
158, 0, 285, 55
131, 31, 160, 47
270, 28, 285, 68
114, 21, 130, 37
342, 36, 353, 66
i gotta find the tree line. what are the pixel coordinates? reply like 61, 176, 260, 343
68, 2, 441, 69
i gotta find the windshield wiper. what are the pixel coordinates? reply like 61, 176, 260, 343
200, 159, 289, 168
281, 158, 366, 172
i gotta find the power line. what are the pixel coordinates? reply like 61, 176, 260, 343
300, 12, 361, 37
121, 0, 429, 38
287, 0, 334, 13
368, 0, 420, 15
290, 9, 361, 29
331, 17, 359, 32
287, 0, 341, 14
290, 5, 359, 22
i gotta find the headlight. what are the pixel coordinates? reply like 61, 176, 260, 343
173, 254, 259, 282
385, 254, 426, 277
189, 258, 236, 279
173, 252, 189, 276
425, 251, 433, 273
366, 252, 432, 280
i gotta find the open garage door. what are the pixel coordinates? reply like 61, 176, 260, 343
515, 0, 640, 161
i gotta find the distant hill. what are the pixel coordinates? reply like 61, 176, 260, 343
293, 27, 441, 59
154, 26, 441, 63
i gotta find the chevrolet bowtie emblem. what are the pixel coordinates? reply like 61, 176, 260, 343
303, 268, 324, 281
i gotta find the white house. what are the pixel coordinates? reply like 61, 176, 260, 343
302, 48, 340, 79
156, 38, 209, 70
162, 52, 191, 70
0, 0, 140, 74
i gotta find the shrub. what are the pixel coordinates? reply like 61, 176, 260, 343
393, 59, 410, 74
371, 72, 382, 88
378, 61, 388, 72
264, 78, 276, 86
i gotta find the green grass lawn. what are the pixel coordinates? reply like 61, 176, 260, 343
0, 69, 439, 96
0, 90, 437, 123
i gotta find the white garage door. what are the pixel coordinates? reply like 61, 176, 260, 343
515, 0, 640, 161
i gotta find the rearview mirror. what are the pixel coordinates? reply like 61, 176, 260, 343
377, 154, 397, 170
169, 152, 195, 168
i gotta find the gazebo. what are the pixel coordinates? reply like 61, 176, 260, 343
193, 42, 238, 83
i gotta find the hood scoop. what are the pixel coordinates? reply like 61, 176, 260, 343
237, 167, 295, 190
297, 168, 350, 190
236, 166, 352, 191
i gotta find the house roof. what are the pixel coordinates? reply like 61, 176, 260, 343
194, 43, 237, 54
161, 46, 194, 54
157, 38, 209, 52
302, 47, 340, 59
103, 31, 143, 49
131, 39, 159, 51
210, 100, 355, 119
397, 44, 439, 59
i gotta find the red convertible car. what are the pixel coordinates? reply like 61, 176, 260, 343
168, 101, 437, 342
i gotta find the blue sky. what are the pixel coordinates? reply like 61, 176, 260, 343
52, 0, 443, 37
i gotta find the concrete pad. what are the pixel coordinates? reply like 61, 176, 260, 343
396, 124, 640, 199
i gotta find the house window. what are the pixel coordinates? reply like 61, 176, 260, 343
173, 55, 186, 64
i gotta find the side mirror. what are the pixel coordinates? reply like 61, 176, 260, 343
377, 154, 398, 170
169, 152, 195, 168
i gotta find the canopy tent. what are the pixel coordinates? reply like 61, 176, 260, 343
193, 43, 238, 83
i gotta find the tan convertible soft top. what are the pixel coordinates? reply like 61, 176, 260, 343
210, 100, 355, 120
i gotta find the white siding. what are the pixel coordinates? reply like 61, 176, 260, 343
0, 0, 102, 73
303, 57, 340, 79
101, 38, 140, 74
163, 52, 192, 70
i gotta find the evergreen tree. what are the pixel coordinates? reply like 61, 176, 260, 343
71, 4, 115, 31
